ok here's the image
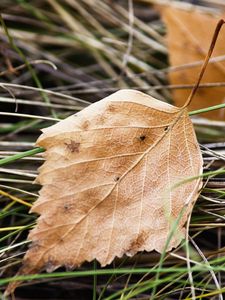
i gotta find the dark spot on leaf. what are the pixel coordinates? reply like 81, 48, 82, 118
125, 231, 150, 257
115, 176, 120, 182
63, 203, 73, 212
59, 237, 64, 243
64, 204, 69, 210
164, 126, 169, 131
65, 141, 80, 153
128, 230, 149, 252
139, 135, 146, 141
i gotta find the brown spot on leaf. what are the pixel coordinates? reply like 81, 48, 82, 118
96, 114, 107, 125
139, 135, 146, 141
81, 120, 90, 130
127, 230, 149, 254
131, 231, 149, 249
63, 203, 74, 212
107, 104, 117, 112
65, 141, 80, 153
115, 176, 120, 182
164, 126, 169, 132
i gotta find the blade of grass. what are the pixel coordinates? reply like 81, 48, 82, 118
0, 189, 32, 208
2, 264, 225, 286
93, 260, 97, 300
189, 103, 225, 116
0, 148, 45, 166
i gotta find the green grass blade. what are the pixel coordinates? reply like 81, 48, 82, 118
0, 148, 45, 166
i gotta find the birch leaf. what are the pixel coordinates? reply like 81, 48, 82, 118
6, 90, 203, 294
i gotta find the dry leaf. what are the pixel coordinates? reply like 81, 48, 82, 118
159, 5, 225, 120
5, 90, 203, 295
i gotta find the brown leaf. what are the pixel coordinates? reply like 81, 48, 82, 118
159, 5, 225, 120
5, 90, 202, 295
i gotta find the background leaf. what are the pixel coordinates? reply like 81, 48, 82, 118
160, 4, 225, 120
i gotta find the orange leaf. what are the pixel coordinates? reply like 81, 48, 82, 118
5, 90, 203, 295
160, 5, 225, 120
